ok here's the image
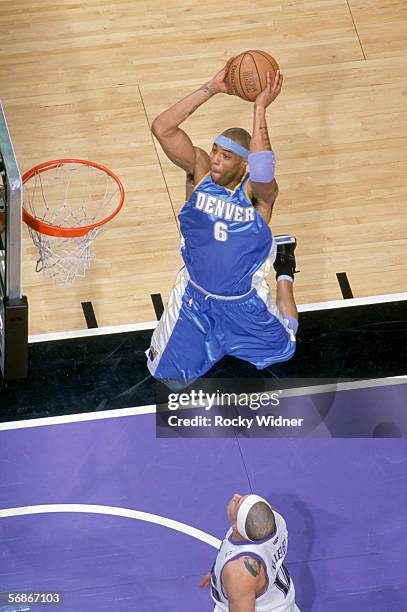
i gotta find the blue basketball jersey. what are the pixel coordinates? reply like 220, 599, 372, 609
178, 172, 273, 295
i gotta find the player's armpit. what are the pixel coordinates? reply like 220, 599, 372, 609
249, 177, 279, 205
185, 148, 210, 198
193, 147, 210, 185
248, 178, 279, 223
185, 170, 195, 201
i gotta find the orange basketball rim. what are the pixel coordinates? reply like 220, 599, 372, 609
22, 158, 125, 238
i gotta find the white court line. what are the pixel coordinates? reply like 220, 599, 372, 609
0, 504, 221, 549
263, 375, 407, 399
297, 291, 407, 312
0, 404, 156, 431
29, 320, 158, 343
28, 291, 407, 344
1, 376, 406, 431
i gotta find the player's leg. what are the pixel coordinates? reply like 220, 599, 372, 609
222, 292, 296, 368
146, 268, 223, 389
274, 235, 298, 337
223, 236, 299, 368
276, 279, 297, 319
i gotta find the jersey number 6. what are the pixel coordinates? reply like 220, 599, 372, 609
214, 221, 228, 242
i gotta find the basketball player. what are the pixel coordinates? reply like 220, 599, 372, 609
199, 493, 300, 611
147, 60, 298, 389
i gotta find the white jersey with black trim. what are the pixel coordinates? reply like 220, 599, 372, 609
210, 510, 297, 611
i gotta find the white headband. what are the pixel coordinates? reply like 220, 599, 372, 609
236, 495, 273, 541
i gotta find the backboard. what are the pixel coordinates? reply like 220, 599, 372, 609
0, 100, 28, 380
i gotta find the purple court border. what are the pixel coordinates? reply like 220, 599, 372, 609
1, 389, 407, 611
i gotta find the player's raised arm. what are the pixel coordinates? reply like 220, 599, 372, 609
151, 59, 234, 175
247, 70, 283, 221
222, 557, 258, 612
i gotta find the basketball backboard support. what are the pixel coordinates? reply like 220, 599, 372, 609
0, 100, 28, 380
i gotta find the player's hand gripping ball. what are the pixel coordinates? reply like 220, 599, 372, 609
226, 50, 280, 102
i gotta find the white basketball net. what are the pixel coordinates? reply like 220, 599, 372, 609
23, 162, 122, 284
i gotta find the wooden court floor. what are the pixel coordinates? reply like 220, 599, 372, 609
0, 0, 406, 334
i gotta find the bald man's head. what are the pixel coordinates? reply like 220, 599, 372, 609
245, 501, 276, 541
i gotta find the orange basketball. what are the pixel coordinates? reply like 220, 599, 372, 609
227, 50, 280, 102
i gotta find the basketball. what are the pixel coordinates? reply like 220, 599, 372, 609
227, 50, 280, 102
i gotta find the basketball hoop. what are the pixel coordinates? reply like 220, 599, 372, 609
22, 159, 124, 284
